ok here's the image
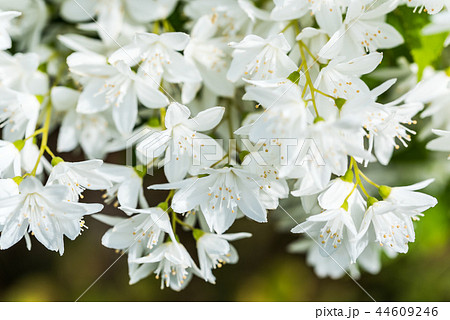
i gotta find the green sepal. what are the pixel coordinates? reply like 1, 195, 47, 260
12, 176, 23, 186
239, 150, 250, 162
287, 71, 301, 85
36, 95, 45, 105
341, 200, 349, 211
157, 202, 168, 211
367, 196, 378, 208
147, 117, 161, 128
314, 116, 325, 123
378, 185, 392, 199
13, 140, 25, 152
341, 169, 354, 183
193, 228, 205, 241
133, 165, 147, 178
335, 98, 347, 110
51, 157, 64, 167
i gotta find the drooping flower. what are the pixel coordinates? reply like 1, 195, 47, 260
426, 129, 450, 157
319, 0, 403, 60
47, 159, 112, 201
405, 0, 450, 14
110, 32, 202, 103
67, 51, 169, 134
98, 163, 147, 209
358, 180, 437, 254
150, 166, 269, 234
0, 10, 20, 50
195, 231, 251, 283
0, 176, 103, 254
0, 88, 40, 142
133, 241, 199, 291
227, 33, 297, 82
136, 102, 225, 183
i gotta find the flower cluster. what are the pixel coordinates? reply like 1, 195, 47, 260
0, 0, 447, 290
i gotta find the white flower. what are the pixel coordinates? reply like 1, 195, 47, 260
290, 239, 358, 279
47, 159, 112, 201
110, 32, 202, 99
133, 241, 198, 291
319, 1, 403, 60
95, 210, 177, 286
61, 0, 178, 41
313, 52, 383, 119
101, 206, 177, 251
0, 52, 48, 95
184, 16, 234, 98
150, 166, 268, 234
0, 140, 22, 177
227, 33, 297, 82
0, 10, 20, 50
0, 178, 19, 233
291, 184, 365, 262
0, 0, 47, 50
405, 0, 450, 14
67, 51, 169, 134
427, 129, 450, 157
358, 180, 437, 254
343, 80, 424, 165
0, 176, 103, 254
0, 88, 40, 142
270, 0, 309, 21
196, 231, 251, 283
51, 87, 120, 158
239, 78, 309, 141
407, 72, 450, 133
304, 119, 372, 176
98, 163, 147, 209
137, 102, 225, 183
184, 0, 268, 37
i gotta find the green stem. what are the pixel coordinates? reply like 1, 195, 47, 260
175, 217, 194, 230
351, 157, 370, 198
211, 153, 229, 168
45, 146, 56, 158
298, 40, 319, 117
160, 107, 166, 130
31, 101, 52, 176
24, 128, 45, 141
358, 170, 380, 188
281, 20, 296, 33
314, 88, 335, 100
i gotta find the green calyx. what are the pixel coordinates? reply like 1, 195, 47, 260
12, 176, 24, 186
287, 71, 301, 85
378, 185, 392, 199
157, 202, 168, 211
133, 165, 147, 178
341, 200, 349, 211
36, 95, 45, 105
239, 150, 250, 162
147, 117, 161, 128
341, 169, 354, 183
314, 116, 325, 123
367, 196, 378, 208
13, 140, 25, 151
51, 157, 64, 167
335, 98, 347, 110
193, 228, 205, 241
